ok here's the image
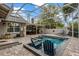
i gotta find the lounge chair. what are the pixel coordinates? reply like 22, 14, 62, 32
31, 38, 42, 49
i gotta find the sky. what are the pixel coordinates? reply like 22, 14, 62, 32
6, 3, 64, 17
6, 3, 76, 26
13, 3, 43, 20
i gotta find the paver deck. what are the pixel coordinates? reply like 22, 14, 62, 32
0, 34, 78, 56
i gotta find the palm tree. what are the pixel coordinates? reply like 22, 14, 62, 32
37, 4, 61, 29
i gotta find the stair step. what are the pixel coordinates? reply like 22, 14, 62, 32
0, 40, 6, 43
0, 41, 21, 50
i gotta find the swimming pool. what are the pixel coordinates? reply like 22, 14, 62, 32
38, 36, 67, 49
24, 35, 68, 56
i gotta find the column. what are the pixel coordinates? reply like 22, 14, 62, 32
72, 13, 74, 38
23, 24, 26, 37
36, 25, 37, 34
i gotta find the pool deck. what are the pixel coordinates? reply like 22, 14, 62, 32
0, 34, 78, 56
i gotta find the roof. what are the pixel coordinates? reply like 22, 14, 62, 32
5, 15, 28, 24
0, 4, 10, 18
0, 4, 28, 24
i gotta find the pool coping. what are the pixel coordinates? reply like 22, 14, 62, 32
23, 44, 48, 56
41, 34, 72, 55
41, 34, 71, 39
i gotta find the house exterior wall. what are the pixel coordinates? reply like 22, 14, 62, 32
7, 23, 27, 38
6, 22, 20, 37
5, 15, 27, 37
0, 22, 17, 38
0, 22, 8, 36
0, 22, 27, 39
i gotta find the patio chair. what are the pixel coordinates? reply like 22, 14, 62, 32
43, 40, 55, 56
31, 38, 42, 49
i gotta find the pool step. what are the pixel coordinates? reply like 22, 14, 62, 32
0, 40, 6, 43
0, 41, 21, 50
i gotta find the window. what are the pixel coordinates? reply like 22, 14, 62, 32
15, 26, 20, 32
7, 22, 20, 32
7, 27, 14, 32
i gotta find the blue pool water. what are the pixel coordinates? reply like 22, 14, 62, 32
38, 36, 67, 48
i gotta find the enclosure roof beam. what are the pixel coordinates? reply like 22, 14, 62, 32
29, 3, 47, 13
62, 3, 78, 10
15, 10, 40, 15
33, 3, 76, 19
15, 3, 27, 14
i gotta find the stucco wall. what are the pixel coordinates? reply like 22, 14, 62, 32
44, 29, 64, 34
0, 22, 21, 38
0, 16, 27, 38
0, 22, 7, 36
